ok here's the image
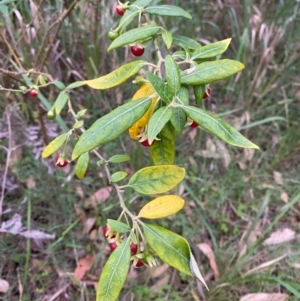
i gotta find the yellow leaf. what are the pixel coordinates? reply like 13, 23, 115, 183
138, 195, 185, 219
41, 133, 68, 158
128, 83, 158, 140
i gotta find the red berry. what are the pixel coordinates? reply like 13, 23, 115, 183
130, 243, 138, 255
189, 121, 198, 128
55, 156, 68, 168
203, 88, 211, 99
140, 139, 155, 147
116, 5, 124, 16
133, 259, 144, 268
109, 241, 118, 251
131, 44, 145, 57
29, 89, 38, 97
102, 225, 109, 237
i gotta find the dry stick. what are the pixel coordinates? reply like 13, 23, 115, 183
0, 107, 13, 221
0, 68, 54, 81
36, 0, 81, 71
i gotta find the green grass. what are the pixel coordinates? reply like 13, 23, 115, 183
1, 0, 300, 300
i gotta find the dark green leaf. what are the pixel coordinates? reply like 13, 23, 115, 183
145, 5, 192, 19
150, 122, 175, 165
72, 97, 152, 159
108, 154, 130, 163
107, 219, 131, 233
181, 105, 259, 149
162, 30, 173, 49
108, 25, 161, 51
96, 239, 131, 301
75, 152, 90, 179
128, 165, 185, 195
147, 106, 172, 144
191, 38, 231, 60
143, 224, 191, 275
165, 55, 181, 95
146, 72, 173, 104
54, 91, 69, 115
173, 34, 201, 50
110, 171, 128, 183
181, 59, 245, 85
193, 84, 206, 104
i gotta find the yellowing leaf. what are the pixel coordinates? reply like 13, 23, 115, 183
84, 60, 147, 90
128, 83, 158, 140
138, 195, 184, 219
41, 133, 68, 158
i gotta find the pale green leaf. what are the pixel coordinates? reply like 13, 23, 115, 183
173, 34, 201, 50
111, 171, 128, 183
165, 55, 181, 95
147, 106, 172, 144
107, 219, 131, 233
108, 154, 130, 163
190, 252, 209, 289
162, 30, 173, 49
54, 80, 65, 90
66, 81, 86, 90
73, 120, 84, 129
75, 152, 90, 179
54, 91, 69, 115
138, 195, 184, 219
181, 59, 245, 85
128, 165, 185, 195
41, 133, 68, 158
108, 25, 161, 51
72, 97, 152, 160
96, 239, 131, 301
181, 105, 259, 149
149, 122, 175, 165
145, 5, 192, 19
191, 38, 232, 60
84, 61, 148, 90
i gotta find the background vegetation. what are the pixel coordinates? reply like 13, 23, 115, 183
1, 0, 300, 300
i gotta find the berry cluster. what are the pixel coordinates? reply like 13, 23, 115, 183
103, 225, 144, 268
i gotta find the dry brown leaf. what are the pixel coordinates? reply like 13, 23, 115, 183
84, 187, 112, 208
280, 190, 289, 203
188, 127, 197, 141
273, 171, 284, 185
0, 279, 9, 293
82, 217, 96, 235
197, 243, 219, 279
239, 293, 288, 301
73, 254, 95, 281
26, 176, 36, 189
150, 274, 170, 291
263, 228, 296, 245
148, 263, 169, 278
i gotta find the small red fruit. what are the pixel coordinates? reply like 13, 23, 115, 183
130, 243, 138, 255
55, 156, 68, 168
203, 88, 211, 99
29, 89, 38, 97
131, 44, 145, 57
140, 139, 155, 147
133, 259, 144, 268
189, 121, 198, 128
109, 241, 118, 251
116, 5, 124, 16
102, 225, 109, 237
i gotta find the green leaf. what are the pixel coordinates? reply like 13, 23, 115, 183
107, 219, 131, 233
165, 55, 181, 95
41, 133, 68, 158
147, 106, 172, 144
111, 171, 128, 183
191, 38, 231, 60
162, 30, 173, 49
72, 97, 152, 159
96, 239, 131, 301
118, 0, 153, 31
75, 152, 90, 179
145, 5, 192, 19
181, 105, 259, 149
170, 86, 189, 136
108, 154, 130, 163
173, 51, 186, 60
84, 61, 148, 90
149, 122, 175, 165
54, 91, 69, 115
193, 84, 206, 104
143, 224, 191, 275
128, 165, 185, 195
181, 59, 245, 85
173, 34, 201, 50
66, 81, 86, 90
108, 25, 161, 51
146, 72, 173, 104
76, 109, 87, 119
73, 120, 84, 129
138, 195, 184, 219
53, 80, 65, 90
